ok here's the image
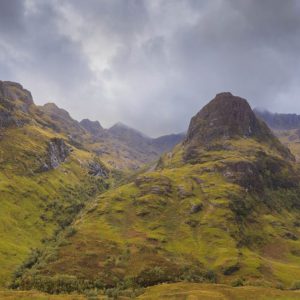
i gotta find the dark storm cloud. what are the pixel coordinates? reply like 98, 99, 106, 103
0, 0, 300, 136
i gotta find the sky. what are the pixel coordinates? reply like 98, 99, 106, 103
0, 0, 300, 137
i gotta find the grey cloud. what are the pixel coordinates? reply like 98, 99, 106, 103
0, 0, 25, 36
0, 0, 300, 136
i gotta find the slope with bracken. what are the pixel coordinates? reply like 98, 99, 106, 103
255, 110, 300, 161
0, 81, 111, 287
15, 92, 300, 295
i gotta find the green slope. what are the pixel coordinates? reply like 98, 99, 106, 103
14, 93, 300, 296
0, 82, 111, 287
138, 283, 300, 300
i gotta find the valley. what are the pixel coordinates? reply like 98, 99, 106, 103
1, 84, 300, 299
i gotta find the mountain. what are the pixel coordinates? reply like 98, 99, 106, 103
0, 80, 185, 289
185, 93, 292, 162
15, 92, 300, 297
0, 81, 111, 287
0, 80, 183, 170
150, 133, 185, 153
255, 109, 300, 130
80, 119, 104, 137
255, 110, 300, 161
107, 122, 184, 163
79, 120, 184, 170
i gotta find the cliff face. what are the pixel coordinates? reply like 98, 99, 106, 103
184, 92, 294, 162
38, 138, 71, 171
0, 81, 33, 106
0, 81, 34, 129
186, 92, 270, 144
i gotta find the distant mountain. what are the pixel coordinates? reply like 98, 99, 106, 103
107, 122, 184, 160
0, 80, 183, 170
151, 132, 185, 153
255, 109, 300, 130
108, 122, 152, 153
80, 118, 104, 137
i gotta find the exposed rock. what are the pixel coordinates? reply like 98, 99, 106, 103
0, 110, 15, 128
88, 160, 109, 177
185, 219, 199, 227
135, 175, 172, 196
190, 203, 203, 214
177, 185, 193, 199
223, 263, 240, 275
38, 103, 86, 139
0, 81, 34, 129
186, 92, 272, 144
0, 81, 33, 107
283, 232, 298, 241
80, 119, 104, 136
184, 92, 294, 162
220, 153, 298, 191
40, 138, 71, 171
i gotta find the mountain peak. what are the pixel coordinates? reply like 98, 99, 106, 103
0, 80, 33, 106
110, 121, 131, 130
186, 92, 265, 144
184, 92, 294, 162
41, 102, 72, 120
80, 118, 103, 135
109, 122, 149, 139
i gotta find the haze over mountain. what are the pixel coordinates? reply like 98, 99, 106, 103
255, 110, 300, 131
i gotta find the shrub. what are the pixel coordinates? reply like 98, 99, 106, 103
19, 275, 95, 294
134, 267, 170, 287
231, 278, 244, 287
291, 280, 300, 290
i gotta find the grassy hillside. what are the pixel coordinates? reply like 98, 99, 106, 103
12, 94, 300, 297
275, 129, 300, 161
14, 136, 300, 294
2, 89, 300, 299
0, 290, 85, 300
2, 283, 300, 299
138, 283, 300, 300
0, 124, 111, 287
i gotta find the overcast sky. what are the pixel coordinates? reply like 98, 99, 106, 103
0, 0, 300, 136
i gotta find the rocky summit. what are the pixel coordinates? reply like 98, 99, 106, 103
184, 92, 293, 162
186, 92, 271, 144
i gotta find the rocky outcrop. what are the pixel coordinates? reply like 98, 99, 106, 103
0, 110, 15, 128
38, 103, 86, 139
88, 160, 109, 177
80, 119, 104, 136
0, 81, 33, 107
40, 138, 71, 171
0, 81, 34, 129
185, 92, 269, 144
184, 92, 294, 162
